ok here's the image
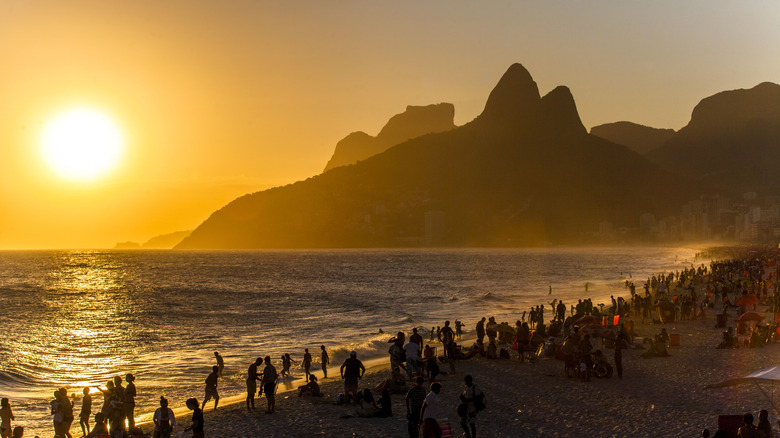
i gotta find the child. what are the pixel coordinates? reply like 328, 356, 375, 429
79, 388, 92, 437
0, 398, 14, 438
184, 398, 204, 438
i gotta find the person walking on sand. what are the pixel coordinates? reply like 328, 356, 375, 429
202, 366, 220, 410
303, 348, 312, 382
454, 321, 463, 340
214, 352, 224, 378
614, 326, 628, 379
78, 388, 92, 437
184, 398, 204, 438
0, 398, 14, 438
281, 353, 293, 378
406, 377, 426, 438
420, 382, 443, 438
459, 375, 483, 438
261, 356, 278, 413
340, 351, 365, 404
124, 373, 137, 430
153, 397, 176, 438
320, 345, 330, 378
246, 358, 262, 410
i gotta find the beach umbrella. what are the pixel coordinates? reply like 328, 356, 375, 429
735, 311, 765, 323
577, 323, 607, 337
493, 323, 515, 334
735, 294, 758, 307
575, 315, 602, 325
705, 365, 780, 416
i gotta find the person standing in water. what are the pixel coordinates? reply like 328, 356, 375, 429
0, 398, 14, 438
246, 357, 262, 410
202, 366, 220, 410
303, 348, 312, 382
320, 345, 329, 379
261, 356, 278, 413
214, 352, 224, 378
124, 373, 137, 430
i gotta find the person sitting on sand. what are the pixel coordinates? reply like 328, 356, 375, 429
153, 397, 176, 438
356, 389, 379, 418
375, 367, 408, 394
737, 412, 761, 438
377, 389, 392, 418
486, 340, 498, 359
298, 375, 321, 398
85, 413, 108, 438
9, 426, 21, 438
184, 398, 204, 438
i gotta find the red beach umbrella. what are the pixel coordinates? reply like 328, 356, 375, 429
734, 311, 765, 323
735, 294, 758, 307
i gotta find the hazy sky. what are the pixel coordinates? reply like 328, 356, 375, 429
1, 1, 779, 249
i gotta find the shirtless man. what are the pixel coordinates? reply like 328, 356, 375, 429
246, 358, 262, 410
320, 345, 329, 378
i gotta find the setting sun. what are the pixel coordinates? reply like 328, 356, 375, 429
40, 108, 124, 181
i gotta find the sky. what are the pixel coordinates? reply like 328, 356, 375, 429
1, 1, 779, 249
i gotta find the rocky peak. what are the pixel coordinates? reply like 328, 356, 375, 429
479, 63, 541, 124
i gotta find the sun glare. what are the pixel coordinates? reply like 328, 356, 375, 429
40, 108, 124, 181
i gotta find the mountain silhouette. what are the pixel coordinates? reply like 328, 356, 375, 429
590, 122, 676, 155
323, 103, 455, 172
176, 63, 696, 249
646, 82, 780, 193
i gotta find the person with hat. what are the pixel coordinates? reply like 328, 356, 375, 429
340, 351, 365, 405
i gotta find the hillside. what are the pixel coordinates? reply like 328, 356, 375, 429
176, 64, 697, 249
646, 82, 780, 193
323, 103, 455, 172
590, 121, 676, 155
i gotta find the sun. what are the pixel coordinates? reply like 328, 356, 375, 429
40, 108, 125, 181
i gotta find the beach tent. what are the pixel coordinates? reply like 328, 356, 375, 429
705, 366, 780, 415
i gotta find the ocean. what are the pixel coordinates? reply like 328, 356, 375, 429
0, 247, 705, 436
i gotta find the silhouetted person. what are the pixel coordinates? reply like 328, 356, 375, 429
214, 351, 224, 377
459, 375, 483, 438
184, 398, 204, 438
476, 317, 486, 344
85, 413, 107, 438
246, 358, 262, 410
153, 397, 176, 438
1, 398, 14, 438
303, 348, 312, 382
97, 381, 114, 418
737, 412, 759, 438
58, 388, 74, 438
78, 388, 91, 437
203, 365, 220, 410
281, 353, 292, 377
340, 351, 365, 404
124, 373, 137, 430
320, 345, 329, 378
50, 390, 62, 438
262, 355, 278, 413
406, 377, 426, 438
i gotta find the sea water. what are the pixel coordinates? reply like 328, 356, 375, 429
0, 247, 705, 436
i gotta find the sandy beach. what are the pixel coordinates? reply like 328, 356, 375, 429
182, 305, 778, 437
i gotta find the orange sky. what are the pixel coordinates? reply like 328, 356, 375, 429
1, 1, 779, 249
